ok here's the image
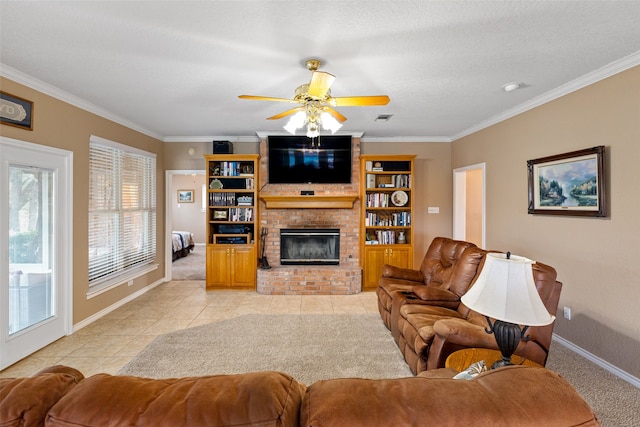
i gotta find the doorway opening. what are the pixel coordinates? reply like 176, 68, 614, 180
165, 170, 206, 281
453, 163, 486, 248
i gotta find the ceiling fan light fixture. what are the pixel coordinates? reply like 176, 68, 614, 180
306, 123, 320, 139
320, 111, 342, 134
242, 57, 389, 135
284, 111, 307, 134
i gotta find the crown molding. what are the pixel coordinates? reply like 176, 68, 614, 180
360, 136, 452, 143
0, 63, 164, 141
163, 135, 260, 143
255, 131, 365, 139
452, 50, 640, 141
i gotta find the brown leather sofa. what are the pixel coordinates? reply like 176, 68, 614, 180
377, 237, 562, 375
1, 365, 600, 426
376, 237, 479, 329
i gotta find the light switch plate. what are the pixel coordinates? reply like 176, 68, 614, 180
427, 207, 440, 214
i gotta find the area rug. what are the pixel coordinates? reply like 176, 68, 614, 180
118, 314, 413, 384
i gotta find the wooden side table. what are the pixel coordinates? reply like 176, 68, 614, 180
445, 348, 543, 371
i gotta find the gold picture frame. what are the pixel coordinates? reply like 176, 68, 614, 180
177, 189, 194, 203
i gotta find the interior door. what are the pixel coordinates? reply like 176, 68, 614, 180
0, 137, 72, 370
453, 163, 486, 248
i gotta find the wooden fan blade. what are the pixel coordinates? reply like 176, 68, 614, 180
307, 71, 336, 98
266, 106, 305, 120
321, 107, 347, 123
238, 95, 295, 103
332, 95, 390, 106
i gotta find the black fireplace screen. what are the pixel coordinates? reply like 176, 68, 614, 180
280, 228, 340, 265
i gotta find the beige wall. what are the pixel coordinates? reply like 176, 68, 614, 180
163, 140, 259, 171
451, 66, 640, 377
171, 174, 206, 243
0, 77, 166, 325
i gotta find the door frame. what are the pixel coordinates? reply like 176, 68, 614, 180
453, 163, 486, 249
164, 169, 205, 281
0, 136, 73, 369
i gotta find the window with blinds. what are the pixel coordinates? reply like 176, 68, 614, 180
88, 136, 156, 287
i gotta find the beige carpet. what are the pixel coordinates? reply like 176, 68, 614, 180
546, 343, 639, 427
171, 245, 205, 280
119, 314, 638, 426
119, 314, 413, 384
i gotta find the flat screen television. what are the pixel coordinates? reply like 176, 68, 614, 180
267, 135, 352, 184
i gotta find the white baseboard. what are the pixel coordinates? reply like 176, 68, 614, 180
73, 278, 166, 332
553, 334, 640, 388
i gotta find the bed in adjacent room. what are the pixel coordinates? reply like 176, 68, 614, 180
172, 231, 194, 261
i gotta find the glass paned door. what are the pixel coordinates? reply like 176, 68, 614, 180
1, 137, 71, 370
8, 166, 54, 335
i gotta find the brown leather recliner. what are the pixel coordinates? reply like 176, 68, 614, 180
376, 237, 478, 330
396, 260, 562, 374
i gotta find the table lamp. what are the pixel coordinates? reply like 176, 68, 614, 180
461, 252, 555, 369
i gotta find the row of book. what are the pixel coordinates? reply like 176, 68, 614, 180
208, 193, 254, 206
365, 212, 411, 226
365, 193, 391, 207
223, 208, 254, 222
367, 230, 401, 245
365, 174, 411, 189
213, 162, 251, 177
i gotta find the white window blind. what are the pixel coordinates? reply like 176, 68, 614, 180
88, 137, 156, 286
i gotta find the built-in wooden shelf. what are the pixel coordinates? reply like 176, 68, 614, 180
260, 195, 359, 209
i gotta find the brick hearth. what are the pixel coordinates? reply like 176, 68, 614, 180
256, 135, 362, 295
257, 266, 362, 295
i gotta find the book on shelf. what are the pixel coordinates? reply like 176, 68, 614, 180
366, 174, 376, 188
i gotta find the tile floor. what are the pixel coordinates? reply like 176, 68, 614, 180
1, 280, 379, 378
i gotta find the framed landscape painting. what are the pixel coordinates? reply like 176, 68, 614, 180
528, 146, 606, 217
177, 189, 194, 203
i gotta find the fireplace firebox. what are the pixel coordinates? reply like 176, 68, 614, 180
280, 228, 340, 265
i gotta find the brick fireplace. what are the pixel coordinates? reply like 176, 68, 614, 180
256, 135, 362, 294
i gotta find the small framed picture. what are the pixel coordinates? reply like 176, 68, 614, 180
177, 189, 194, 203
1, 91, 34, 130
527, 146, 606, 217
213, 210, 228, 220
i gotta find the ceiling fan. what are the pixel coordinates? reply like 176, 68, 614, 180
238, 59, 390, 137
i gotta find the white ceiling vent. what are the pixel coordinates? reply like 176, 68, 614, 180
375, 114, 393, 122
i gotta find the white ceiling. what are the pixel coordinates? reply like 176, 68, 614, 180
1, 1, 639, 142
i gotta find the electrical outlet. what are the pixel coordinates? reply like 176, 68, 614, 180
563, 306, 572, 320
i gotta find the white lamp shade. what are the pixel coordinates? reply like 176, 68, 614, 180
461, 253, 555, 326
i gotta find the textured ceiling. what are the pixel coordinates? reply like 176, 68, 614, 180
1, 1, 639, 142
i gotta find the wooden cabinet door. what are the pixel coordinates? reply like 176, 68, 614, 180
230, 246, 256, 288
207, 245, 231, 287
363, 246, 388, 290
388, 246, 411, 269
